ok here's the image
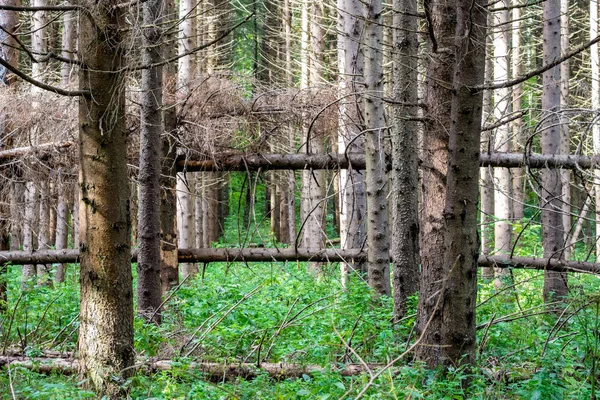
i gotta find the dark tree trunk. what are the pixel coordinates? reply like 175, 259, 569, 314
137, 0, 164, 324
160, 0, 179, 295
391, 0, 419, 319
78, 1, 134, 395
437, 0, 486, 366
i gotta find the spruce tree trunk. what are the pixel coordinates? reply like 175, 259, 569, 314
591, 0, 600, 262
77, 1, 134, 395
511, 0, 525, 221
60, 2, 76, 85
364, 0, 390, 295
560, 0, 571, 255
177, 0, 196, 279
137, 0, 164, 324
492, 0, 512, 287
337, 0, 367, 282
54, 174, 69, 283
391, 0, 419, 317
438, 0, 486, 365
542, 0, 568, 301
160, 0, 179, 293
416, 0, 486, 367
480, 22, 495, 279
415, 0, 455, 364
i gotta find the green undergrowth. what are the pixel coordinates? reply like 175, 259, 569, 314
1, 262, 600, 398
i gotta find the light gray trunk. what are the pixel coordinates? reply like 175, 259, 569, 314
54, 174, 69, 283
511, 0, 525, 220
337, 0, 367, 283
492, 0, 512, 287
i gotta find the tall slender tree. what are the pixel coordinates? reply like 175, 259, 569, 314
364, 0, 390, 295
542, 0, 568, 302
137, 0, 164, 323
337, 0, 367, 283
391, 0, 419, 318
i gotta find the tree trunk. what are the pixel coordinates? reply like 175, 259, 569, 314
160, 0, 179, 294
78, 1, 134, 395
137, 0, 164, 324
54, 174, 69, 283
364, 0, 390, 296
511, 0, 525, 221
177, 0, 196, 279
60, 2, 76, 85
391, 0, 419, 318
592, 0, 600, 262
337, 0, 367, 283
21, 182, 37, 282
177, 173, 196, 278
299, 0, 326, 273
414, 0, 455, 366
416, 0, 486, 367
0, 0, 19, 86
542, 0, 568, 302
480, 18, 494, 279
37, 181, 52, 284
560, 0, 571, 254
492, 0, 512, 287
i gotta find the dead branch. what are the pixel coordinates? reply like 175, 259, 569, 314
0, 357, 381, 381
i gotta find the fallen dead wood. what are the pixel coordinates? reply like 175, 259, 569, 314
179, 152, 600, 172
0, 356, 381, 381
479, 255, 600, 275
479, 152, 600, 170
1, 249, 599, 275
0, 141, 74, 161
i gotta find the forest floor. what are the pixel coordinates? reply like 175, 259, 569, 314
1, 255, 600, 399
1, 201, 600, 398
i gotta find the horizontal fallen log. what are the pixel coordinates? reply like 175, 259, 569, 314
479, 153, 600, 170
0, 248, 366, 265
1, 249, 599, 275
478, 255, 600, 275
0, 141, 74, 161
180, 152, 600, 172
177, 152, 369, 172
0, 356, 381, 381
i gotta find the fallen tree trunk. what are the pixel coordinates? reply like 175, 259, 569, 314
3, 145, 600, 172
0, 141, 74, 161
177, 153, 369, 172
1, 249, 599, 275
0, 356, 381, 381
478, 255, 600, 275
178, 152, 600, 172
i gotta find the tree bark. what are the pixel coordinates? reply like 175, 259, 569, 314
414, 0, 455, 367
437, 0, 486, 365
364, 0, 390, 295
337, 0, 367, 282
542, 0, 568, 302
78, 2, 134, 395
492, 0, 512, 287
391, 0, 419, 317
137, 0, 164, 324
160, 0, 179, 294
54, 173, 69, 282
511, 0, 525, 220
